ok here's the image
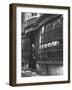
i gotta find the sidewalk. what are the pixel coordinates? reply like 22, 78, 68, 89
21, 70, 40, 77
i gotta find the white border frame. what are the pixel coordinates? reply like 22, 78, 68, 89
16, 7, 68, 83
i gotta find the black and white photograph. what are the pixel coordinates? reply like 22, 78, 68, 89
9, 3, 70, 86
21, 12, 63, 77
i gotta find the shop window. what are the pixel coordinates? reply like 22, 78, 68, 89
58, 39, 63, 44
37, 16, 63, 63
41, 34, 44, 43
45, 23, 51, 32
45, 52, 57, 60
42, 26, 44, 33
39, 26, 45, 44
39, 36, 41, 44
57, 50, 63, 60
52, 16, 63, 30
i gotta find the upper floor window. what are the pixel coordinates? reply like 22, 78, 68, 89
32, 13, 37, 16
39, 36, 41, 44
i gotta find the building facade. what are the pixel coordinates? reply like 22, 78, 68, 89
21, 13, 63, 76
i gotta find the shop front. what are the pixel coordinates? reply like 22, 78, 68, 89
22, 14, 63, 76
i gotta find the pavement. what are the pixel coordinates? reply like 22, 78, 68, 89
21, 70, 40, 77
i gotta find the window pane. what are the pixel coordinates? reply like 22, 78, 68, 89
42, 26, 44, 33
45, 22, 51, 32
41, 34, 44, 43
39, 35, 41, 44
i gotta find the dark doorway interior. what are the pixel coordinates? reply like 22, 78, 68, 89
28, 31, 36, 72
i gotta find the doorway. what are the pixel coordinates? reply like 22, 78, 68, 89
28, 31, 36, 72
